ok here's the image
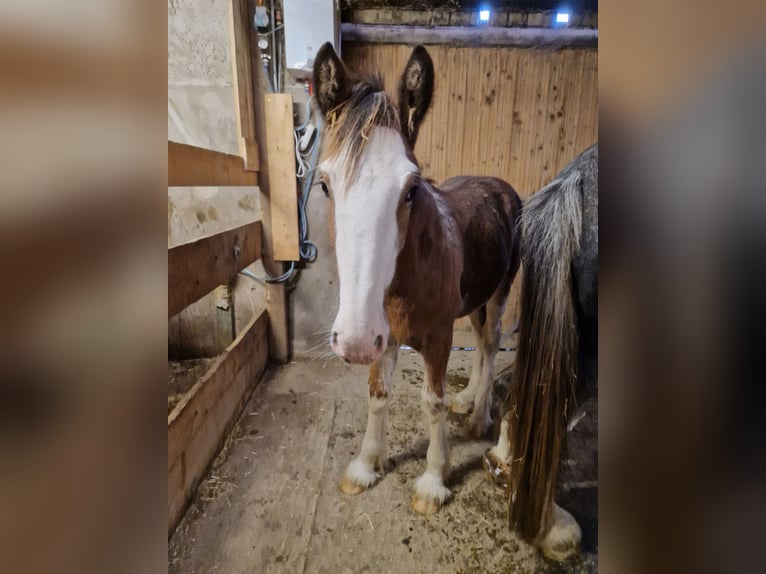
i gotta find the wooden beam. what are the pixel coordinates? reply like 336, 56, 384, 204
168, 141, 259, 187
264, 93, 300, 262
168, 310, 269, 536
228, 0, 259, 171
168, 221, 262, 317
341, 23, 598, 48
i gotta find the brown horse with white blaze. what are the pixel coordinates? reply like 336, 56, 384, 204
313, 43, 522, 514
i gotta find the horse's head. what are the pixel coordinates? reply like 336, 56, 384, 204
313, 43, 434, 364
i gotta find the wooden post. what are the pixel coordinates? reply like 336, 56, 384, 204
228, 0, 260, 171
227, 0, 290, 361
214, 283, 236, 346
264, 93, 300, 262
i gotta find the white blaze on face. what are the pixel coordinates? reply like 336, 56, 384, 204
321, 127, 418, 364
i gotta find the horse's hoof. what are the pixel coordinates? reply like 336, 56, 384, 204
339, 475, 367, 495
412, 474, 450, 515
482, 448, 511, 489
411, 493, 442, 515
450, 393, 474, 414
339, 460, 380, 495
539, 503, 582, 561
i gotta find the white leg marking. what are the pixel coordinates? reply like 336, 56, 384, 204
344, 396, 388, 488
413, 381, 451, 514
489, 413, 512, 463
341, 344, 397, 494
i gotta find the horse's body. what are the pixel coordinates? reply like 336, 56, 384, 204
313, 44, 521, 514
486, 144, 598, 560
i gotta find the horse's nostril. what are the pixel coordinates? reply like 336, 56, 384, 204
332, 332, 338, 344
374, 335, 383, 350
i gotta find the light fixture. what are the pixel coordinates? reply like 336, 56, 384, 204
479, 9, 490, 23
556, 11, 570, 24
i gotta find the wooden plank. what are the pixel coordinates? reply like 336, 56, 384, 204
168, 310, 269, 535
264, 93, 300, 262
168, 221, 262, 317
168, 141, 259, 187
228, 0, 259, 171
249, 13, 290, 361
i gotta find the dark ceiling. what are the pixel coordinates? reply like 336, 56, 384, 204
342, 1, 598, 12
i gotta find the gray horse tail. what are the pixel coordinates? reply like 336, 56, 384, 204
508, 169, 583, 543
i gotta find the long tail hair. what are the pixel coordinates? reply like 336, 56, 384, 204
509, 169, 583, 542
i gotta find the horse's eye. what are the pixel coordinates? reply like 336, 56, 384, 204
405, 185, 418, 203
321, 182, 329, 197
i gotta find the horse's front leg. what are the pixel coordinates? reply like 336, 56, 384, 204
340, 342, 398, 495
412, 335, 452, 515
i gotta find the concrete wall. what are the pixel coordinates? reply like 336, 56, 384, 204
168, 0, 267, 358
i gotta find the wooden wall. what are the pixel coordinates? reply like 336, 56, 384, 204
342, 43, 598, 329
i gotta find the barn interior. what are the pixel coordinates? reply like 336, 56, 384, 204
168, 1, 598, 572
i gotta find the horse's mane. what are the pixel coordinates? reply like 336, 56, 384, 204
323, 74, 401, 185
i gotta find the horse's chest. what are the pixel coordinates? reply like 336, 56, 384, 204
384, 289, 457, 347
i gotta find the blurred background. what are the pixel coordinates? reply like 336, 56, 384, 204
1, 0, 765, 572
599, 0, 766, 572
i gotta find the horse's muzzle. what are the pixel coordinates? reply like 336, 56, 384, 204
331, 330, 386, 365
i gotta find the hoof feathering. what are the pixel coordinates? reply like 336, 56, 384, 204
339, 460, 380, 495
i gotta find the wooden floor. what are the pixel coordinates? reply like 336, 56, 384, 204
169, 333, 597, 573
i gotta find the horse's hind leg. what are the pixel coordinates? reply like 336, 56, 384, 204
340, 342, 398, 495
468, 289, 507, 437
412, 333, 452, 515
483, 410, 513, 487
451, 308, 485, 414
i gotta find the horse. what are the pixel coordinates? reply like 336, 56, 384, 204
483, 144, 598, 560
312, 43, 522, 515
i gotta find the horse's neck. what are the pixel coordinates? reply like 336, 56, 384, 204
389, 185, 462, 301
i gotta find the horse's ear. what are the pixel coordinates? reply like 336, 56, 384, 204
313, 43, 352, 121
397, 45, 434, 148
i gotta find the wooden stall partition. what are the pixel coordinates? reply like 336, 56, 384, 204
168, 221, 262, 318
168, 310, 269, 535
168, 142, 259, 187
